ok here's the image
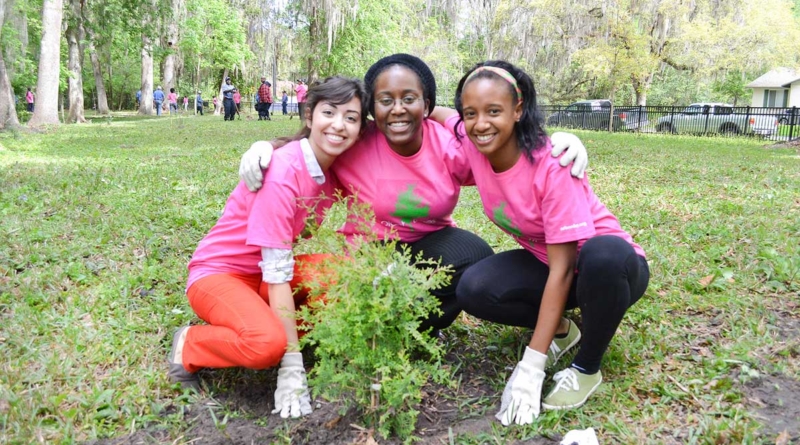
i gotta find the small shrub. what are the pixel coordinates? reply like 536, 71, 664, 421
297, 199, 452, 442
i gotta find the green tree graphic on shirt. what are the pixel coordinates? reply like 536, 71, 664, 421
492, 202, 522, 237
392, 184, 430, 227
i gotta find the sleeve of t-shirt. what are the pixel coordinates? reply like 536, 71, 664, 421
246, 167, 300, 249
540, 158, 596, 245
440, 115, 475, 186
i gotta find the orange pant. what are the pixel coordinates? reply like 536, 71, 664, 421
182, 254, 333, 372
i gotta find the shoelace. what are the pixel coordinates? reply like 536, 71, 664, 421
551, 368, 580, 392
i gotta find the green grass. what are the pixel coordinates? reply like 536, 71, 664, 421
778, 124, 800, 138
1, 114, 799, 443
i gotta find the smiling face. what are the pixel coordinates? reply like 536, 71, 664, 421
460, 77, 522, 172
372, 65, 429, 156
306, 97, 363, 171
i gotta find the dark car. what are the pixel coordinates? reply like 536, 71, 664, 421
546, 100, 648, 131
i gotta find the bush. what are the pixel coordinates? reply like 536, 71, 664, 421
296, 200, 452, 442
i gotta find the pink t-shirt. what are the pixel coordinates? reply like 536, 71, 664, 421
333, 119, 473, 243
187, 140, 336, 288
295, 84, 308, 103
26, 91, 34, 103
167, 92, 178, 104
446, 116, 645, 264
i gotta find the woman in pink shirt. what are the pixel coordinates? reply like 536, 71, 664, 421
294, 80, 308, 119
239, 54, 589, 336
169, 77, 368, 420
233, 89, 242, 116
167, 88, 178, 114
432, 61, 649, 424
25, 87, 34, 112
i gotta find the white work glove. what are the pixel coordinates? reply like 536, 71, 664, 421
550, 132, 588, 179
239, 141, 274, 192
496, 347, 547, 426
271, 352, 313, 419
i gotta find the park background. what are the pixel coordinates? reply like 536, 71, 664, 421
1, 0, 800, 444
2, 0, 800, 126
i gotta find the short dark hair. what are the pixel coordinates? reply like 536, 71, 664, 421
454, 60, 547, 162
363, 53, 436, 118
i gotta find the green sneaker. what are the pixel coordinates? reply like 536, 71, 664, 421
547, 319, 581, 365
542, 367, 602, 410
168, 327, 200, 392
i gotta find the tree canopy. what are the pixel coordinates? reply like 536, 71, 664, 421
2, 0, 799, 126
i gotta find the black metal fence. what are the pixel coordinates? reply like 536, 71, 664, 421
541, 105, 800, 141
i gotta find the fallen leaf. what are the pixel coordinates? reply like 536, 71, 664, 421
324, 415, 341, 429
699, 275, 715, 287
775, 429, 790, 445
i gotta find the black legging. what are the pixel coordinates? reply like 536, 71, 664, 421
456, 235, 649, 374
396, 226, 494, 332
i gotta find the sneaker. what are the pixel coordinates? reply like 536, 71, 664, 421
542, 367, 602, 410
547, 318, 581, 365
168, 327, 200, 392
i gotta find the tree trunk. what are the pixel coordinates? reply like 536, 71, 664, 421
0, 53, 19, 129
66, 20, 86, 123
85, 28, 109, 114
632, 73, 653, 106
162, 0, 182, 92
139, 34, 154, 115
28, 0, 64, 127
0, 0, 20, 129
306, 7, 320, 83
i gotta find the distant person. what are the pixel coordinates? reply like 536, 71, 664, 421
212, 96, 218, 111
222, 77, 236, 121
294, 80, 308, 118
25, 87, 34, 112
136, 89, 142, 108
153, 86, 165, 116
281, 90, 288, 115
233, 89, 242, 118
196, 91, 203, 115
183, 95, 189, 111
168, 88, 179, 114
257, 77, 273, 121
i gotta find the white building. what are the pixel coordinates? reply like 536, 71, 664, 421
745, 67, 800, 108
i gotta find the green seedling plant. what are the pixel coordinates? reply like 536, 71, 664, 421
296, 199, 452, 442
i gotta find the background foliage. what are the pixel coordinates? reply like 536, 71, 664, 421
3, 0, 800, 118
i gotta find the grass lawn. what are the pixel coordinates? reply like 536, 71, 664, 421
1, 114, 799, 444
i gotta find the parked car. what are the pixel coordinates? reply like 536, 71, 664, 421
654, 103, 778, 136
546, 100, 648, 131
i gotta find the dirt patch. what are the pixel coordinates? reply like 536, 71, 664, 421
85, 352, 562, 445
764, 138, 800, 151
743, 373, 800, 440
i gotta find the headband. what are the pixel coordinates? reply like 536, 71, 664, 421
466, 66, 522, 100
